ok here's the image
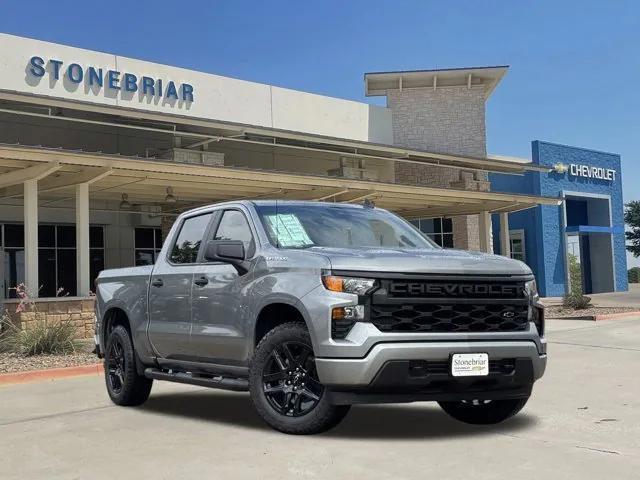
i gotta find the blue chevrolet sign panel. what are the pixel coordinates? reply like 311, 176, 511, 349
28, 56, 194, 102
490, 141, 626, 297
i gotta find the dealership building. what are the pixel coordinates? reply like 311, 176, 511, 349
0, 33, 625, 316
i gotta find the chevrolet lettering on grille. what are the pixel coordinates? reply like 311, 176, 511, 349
389, 282, 525, 297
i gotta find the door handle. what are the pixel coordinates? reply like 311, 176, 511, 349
194, 276, 209, 287
151, 278, 164, 287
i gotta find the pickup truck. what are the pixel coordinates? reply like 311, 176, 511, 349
95, 200, 546, 434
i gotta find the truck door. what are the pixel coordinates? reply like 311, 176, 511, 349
190, 208, 256, 364
147, 211, 214, 359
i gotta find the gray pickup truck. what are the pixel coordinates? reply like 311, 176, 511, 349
95, 200, 546, 434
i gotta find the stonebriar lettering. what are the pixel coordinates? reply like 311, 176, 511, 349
28, 56, 194, 102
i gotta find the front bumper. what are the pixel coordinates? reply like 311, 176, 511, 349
315, 340, 546, 403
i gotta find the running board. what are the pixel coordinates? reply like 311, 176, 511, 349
144, 368, 249, 392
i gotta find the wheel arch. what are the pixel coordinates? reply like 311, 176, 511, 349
253, 300, 313, 350
102, 307, 148, 376
102, 307, 132, 347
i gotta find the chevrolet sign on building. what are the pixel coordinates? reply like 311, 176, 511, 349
569, 163, 616, 181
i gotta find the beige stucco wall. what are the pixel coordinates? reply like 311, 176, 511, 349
0, 33, 393, 145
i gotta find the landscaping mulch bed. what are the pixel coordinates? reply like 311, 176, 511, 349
0, 342, 99, 374
545, 305, 639, 319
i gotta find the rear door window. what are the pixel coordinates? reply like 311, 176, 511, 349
169, 213, 213, 264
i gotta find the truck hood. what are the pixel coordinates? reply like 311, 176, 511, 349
308, 247, 532, 276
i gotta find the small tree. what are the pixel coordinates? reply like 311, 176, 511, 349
624, 201, 640, 257
567, 253, 583, 296
563, 253, 591, 309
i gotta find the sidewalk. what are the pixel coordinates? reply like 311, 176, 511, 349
541, 283, 640, 308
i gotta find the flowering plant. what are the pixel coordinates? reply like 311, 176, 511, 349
0, 284, 78, 356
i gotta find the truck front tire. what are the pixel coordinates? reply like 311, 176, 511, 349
438, 397, 529, 425
249, 322, 350, 435
104, 325, 153, 406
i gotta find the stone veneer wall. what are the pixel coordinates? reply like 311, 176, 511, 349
387, 85, 489, 251
2, 298, 96, 340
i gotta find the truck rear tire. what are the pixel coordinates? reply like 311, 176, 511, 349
104, 325, 153, 406
438, 397, 529, 425
249, 322, 350, 435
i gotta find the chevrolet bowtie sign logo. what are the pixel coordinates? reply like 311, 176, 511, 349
553, 163, 569, 173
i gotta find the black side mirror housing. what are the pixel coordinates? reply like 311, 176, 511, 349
204, 240, 248, 274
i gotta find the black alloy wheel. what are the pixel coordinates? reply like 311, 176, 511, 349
262, 341, 323, 417
106, 336, 126, 394
249, 322, 351, 434
103, 325, 153, 406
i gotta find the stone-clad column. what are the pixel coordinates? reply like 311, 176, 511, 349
386, 85, 489, 251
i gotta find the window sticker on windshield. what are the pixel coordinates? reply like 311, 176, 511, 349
265, 214, 314, 247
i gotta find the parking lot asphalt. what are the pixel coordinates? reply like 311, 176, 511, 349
2, 318, 639, 480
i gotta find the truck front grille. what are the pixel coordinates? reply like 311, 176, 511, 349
369, 276, 530, 334
369, 303, 529, 333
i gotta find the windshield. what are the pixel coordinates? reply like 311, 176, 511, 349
255, 204, 437, 250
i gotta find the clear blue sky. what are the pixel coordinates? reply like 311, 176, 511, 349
2, 1, 639, 257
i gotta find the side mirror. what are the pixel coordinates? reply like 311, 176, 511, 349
204, 240, 248, 274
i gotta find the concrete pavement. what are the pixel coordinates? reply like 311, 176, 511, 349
1, 318, 639, 479
542, 282, 640, 308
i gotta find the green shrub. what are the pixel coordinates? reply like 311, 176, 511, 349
0, 309, 15, 353
628, 267, 640, 284
562, 293, 592, 310
0, 284, 79, 356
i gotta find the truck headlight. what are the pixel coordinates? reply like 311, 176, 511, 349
322, 275, 376, 295
525, 279, 538, 300
525, 279, 544, 336
332, 305, 365, 321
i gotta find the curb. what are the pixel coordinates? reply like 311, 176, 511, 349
547, 311, 640, 322
593, 311, 640, 321
0, 363, 103, 386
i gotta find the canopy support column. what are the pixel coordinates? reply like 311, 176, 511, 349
76, 183, 90, 296
500, 212, 511, 258
478, 211, 492, 253
24, 179, 39, 297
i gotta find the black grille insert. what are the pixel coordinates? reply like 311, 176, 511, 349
370, 277, 529, 334
332, 318, 356, 339
370, 303, 528, 333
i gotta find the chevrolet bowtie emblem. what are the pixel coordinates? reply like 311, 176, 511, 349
553, 163, 568, 174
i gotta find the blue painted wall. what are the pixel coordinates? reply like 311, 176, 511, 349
490, 141, 627, 297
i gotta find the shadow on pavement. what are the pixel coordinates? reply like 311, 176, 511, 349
141, 390, 538, 439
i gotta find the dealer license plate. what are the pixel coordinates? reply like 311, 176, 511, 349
451, 353, 489, 377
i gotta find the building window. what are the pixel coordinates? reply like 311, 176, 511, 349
2, 224, 24, 299
411, 218, 454, 248
1, 224, 104, 298
134, 228, 163, 266
509, 230, 526, 262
